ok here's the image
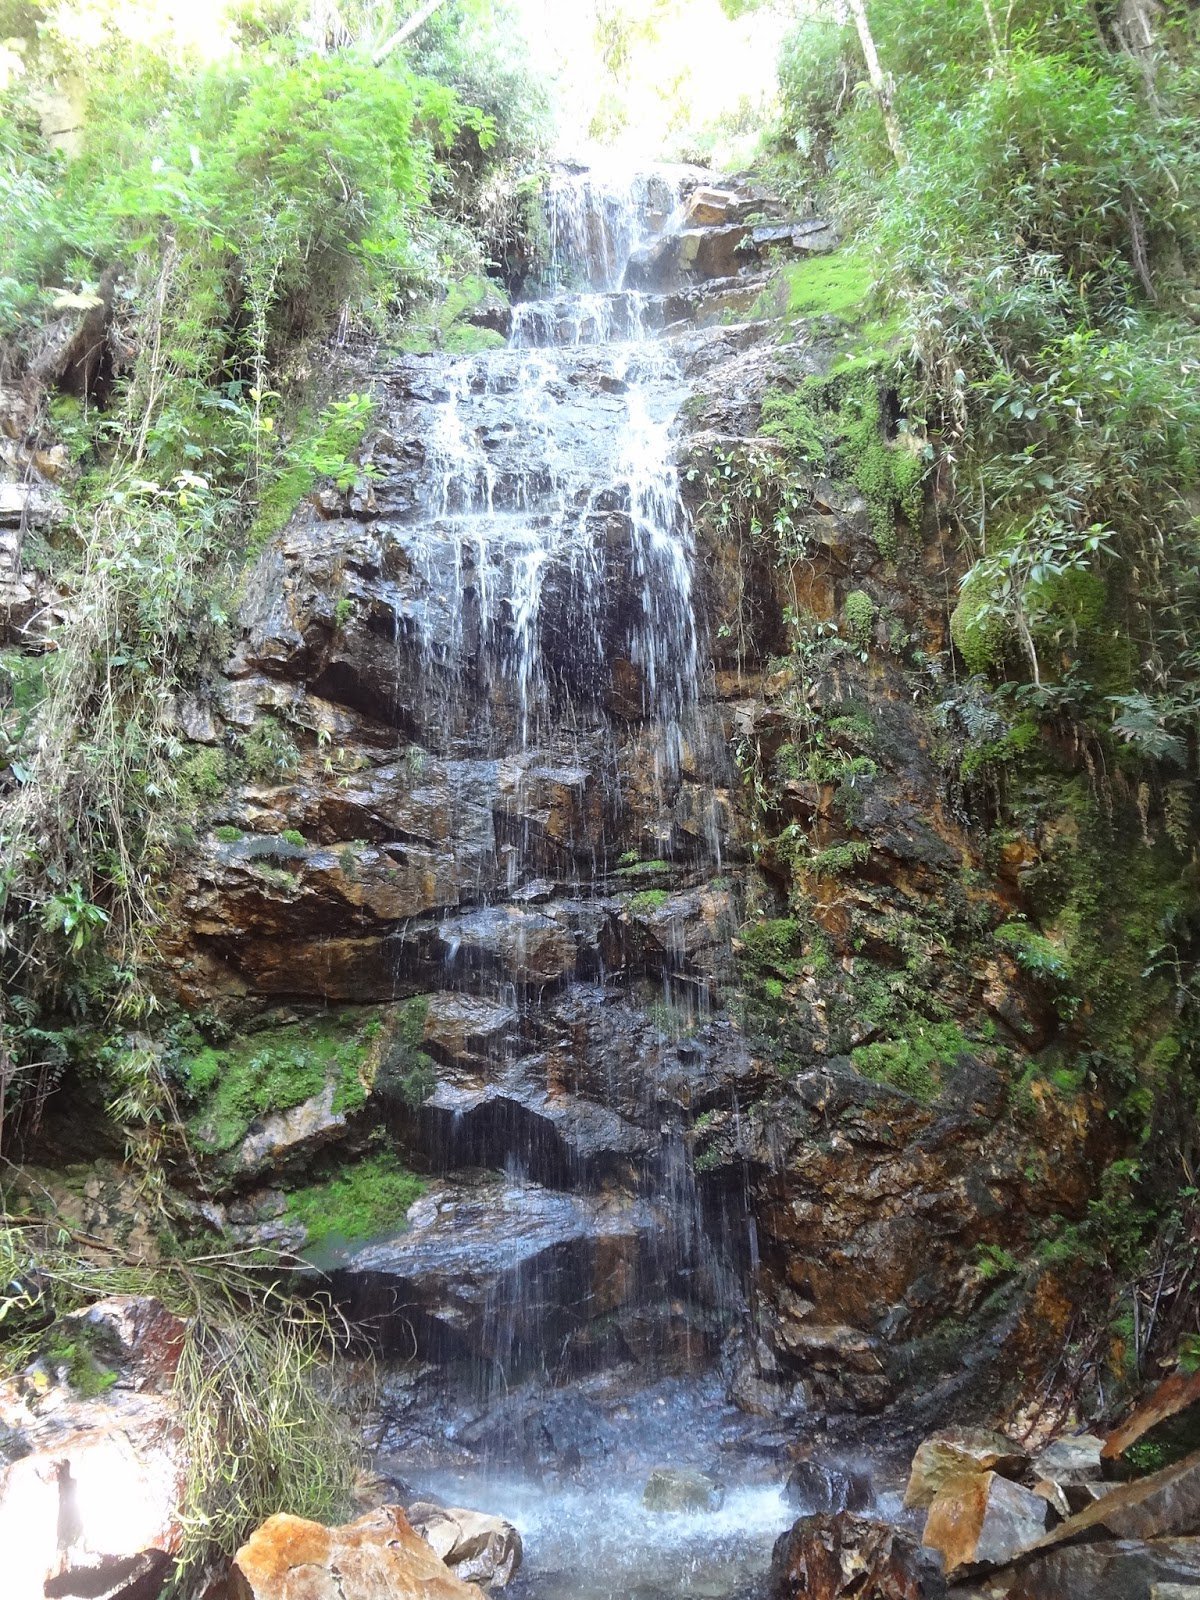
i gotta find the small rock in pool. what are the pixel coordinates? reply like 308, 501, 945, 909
643, 1466, 725, 1513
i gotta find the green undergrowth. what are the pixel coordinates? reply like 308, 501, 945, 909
629, 888, 671, 913
390, 994, 438, 1110
285, 1151, 426, 1247
851, 1020, 976, 1104
396, 272, 509, 354
179, 1012, 383, 1154
761, 370, 926, 562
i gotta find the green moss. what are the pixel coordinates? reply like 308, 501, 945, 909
826, 710, 877, 745
630, 888, 671, 913
851, 1021, 975, 1103
1027, 784, 1186, 1102
809, 839, 871, 874
761, 372, 924, 562
214, 825, 244, 843
615, 858, 672, 877
961, 716, 1040, 779
738, 917, 804, 977
280, 828, 307, 848
284, 1152, 426, 1246
391, 994, 438, 1109
774, 249, 877, 322
182, 1013, 380, 1154
44, 1329, 118, 1399
843, 590, 875, 651
951, 564, 1009, 677
247, 459, 312, 556
178, 746, 233, 808
1029, 567, 1134, 696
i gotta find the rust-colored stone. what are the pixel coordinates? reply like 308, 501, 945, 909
230, 1506, 478, 1600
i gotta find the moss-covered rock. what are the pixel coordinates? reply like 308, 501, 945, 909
180, 1010, 385, 1157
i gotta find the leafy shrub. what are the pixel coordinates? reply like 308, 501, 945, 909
852, 1021, 974, 1103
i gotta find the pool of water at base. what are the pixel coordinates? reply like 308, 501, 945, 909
380, 1367, 904, 1600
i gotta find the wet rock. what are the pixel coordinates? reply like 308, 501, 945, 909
407, 1501, 523, 1587
422, 992, 518, 1066
1027, 1447, 1200, 1548
768, 1512, 943, 1600
922, 1471, 1049, 1577
643, 1466, 725, 1512
904, 1430, 1029, 1510
230, 1077, 356, 1177
785, 1458, 874, 1515
325, 1175, 667, 1371
229, 1506, 477, 1600
42, 1550, 172, 1600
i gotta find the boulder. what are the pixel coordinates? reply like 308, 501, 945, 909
904, 1429, 1028, 1510
0, 1296, 188, 1600
406, 1501, 523, 1587
229, 1506, 478, 1600
785, 1459, 874, 1515
921, 1472, 1049, 1577
643, 1466, 725, 1512
1032, 1433, 1104, 1484
1024, 1448, 1200, 1550
683, 187, 735, 226
769, 1512, 944, 1600
988, 1536, 1200, 1600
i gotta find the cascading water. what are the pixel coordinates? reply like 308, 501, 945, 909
315, 162, 845, 1599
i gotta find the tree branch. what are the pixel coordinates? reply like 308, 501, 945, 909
372, 0, 452, 66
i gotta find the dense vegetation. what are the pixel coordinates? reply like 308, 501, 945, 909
727, 0, 1200, 1411
0, 0, 549, 1569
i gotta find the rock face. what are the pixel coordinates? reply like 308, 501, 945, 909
140, 157, 1108, 1420
229, 1506, 479, 1600
768, 1513, 944, 1600
323, 1174, 696, 1369
406, 1501, 523, 1587
0, 1297, 187, 1600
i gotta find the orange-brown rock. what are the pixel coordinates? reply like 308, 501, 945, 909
904, 1430, 1028, 1510
229, 1506, 479, 1600
921, 1471, 1048, 1577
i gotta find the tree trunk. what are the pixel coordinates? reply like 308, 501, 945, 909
845, 0, 905, 165
372, 0, 452, 66
1112, 0, 1164, 109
